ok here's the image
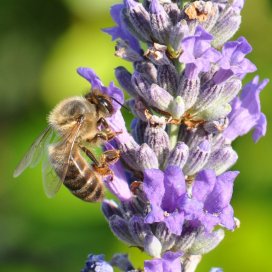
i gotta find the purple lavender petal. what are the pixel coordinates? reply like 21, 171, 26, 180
219, 205, 236, 230
163, 211, 185, 236
204, 171, 239, 214
161, 251, 183, 272
193, 170, 217, 203
144, 169, 165, 222
253, 113, 267, 143
224, 76, 269, 142
215, 37, 256, 83
145, 258, 163, 272
145, 251, 183, 272
161, 166, 186, 212
77, 67, 105, 90
180, 26, 220, 78
77, 67, 124, 111
104, 161, 132, 201
103, 4, 141, 53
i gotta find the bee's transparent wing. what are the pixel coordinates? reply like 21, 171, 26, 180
13, 126, 54, 177
42, 146, 63, 198
42, 118, 84, 198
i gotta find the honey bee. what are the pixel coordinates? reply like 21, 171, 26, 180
13, 90, 121, 202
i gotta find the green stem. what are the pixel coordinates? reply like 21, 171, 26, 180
169, 124, 179, 149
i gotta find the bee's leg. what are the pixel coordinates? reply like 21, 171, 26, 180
80, 146, 101, 167
97, 117, 110, 129
101, 150, 120, 165
92, 150, 120, 180
97, 117, 122, 140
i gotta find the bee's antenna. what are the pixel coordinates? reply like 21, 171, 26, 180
111, 97, 131, 112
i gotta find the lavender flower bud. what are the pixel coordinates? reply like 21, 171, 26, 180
148, 84, 174, 111
188, 229, 225, 255
115, 66, 137, 97
163, 2, 181, 26
115, 40, 143, 62
154, 222, 177, 252
173, 230, 197, 253
109, 215, 136, 246
157, 64, 178, 95
178, 73, 200, 110
118, 137, 140, 171
102, 200, 122, 220
150, 0, 172, 44
183, 140, 211, 176
131, 71, 152, 99
194, 82, 225, 112
167, 141, 189, 169
124, 0, 152, 43
135, 143, 159, 170
144, 116, 170, 166
210, 5, 241, 48
144, 234, 162, 258
82, 254, 113, 272
110, 254, 135, 271
169, 96, 185, 119
198, 103, 232, 121
129, 216, 151, 246
131, 118, 147, 144
134, 61, 157, 83
169, 20, 189, 52
127, 99, 148, 121
145, 43, 171, 65
205, 146, 238, 175
220, 77, 242, 104
203, 117, 229, 134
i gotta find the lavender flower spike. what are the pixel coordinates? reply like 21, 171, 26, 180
72, 1, 270, 271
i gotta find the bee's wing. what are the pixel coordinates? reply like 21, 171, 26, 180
42, 146, 63, 198
13, 126, 54, 177
42, 118, 84, 198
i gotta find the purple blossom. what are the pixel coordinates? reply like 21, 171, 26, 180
179, 26, 221, 79
144, 251, 183, 272
224, 76, 269, 143
103, 4, 141, 53
214, 37, 257, 84
143, 166, 186, 235
81, 254, 113, 272
183, 170, 239, 232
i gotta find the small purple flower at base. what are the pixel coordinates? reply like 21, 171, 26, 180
81, 254, 113, 272
144, 251, 183, 272
104, 160, 132, 202
143, 166, 186, 236
214, 37, 257, 84
224, 76, 269, 143
183, 170, 239, 232
179, 26, 221, 79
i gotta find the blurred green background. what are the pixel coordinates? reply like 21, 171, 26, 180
1, 0, 272, 271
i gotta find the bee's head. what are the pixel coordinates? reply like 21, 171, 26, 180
85, 91, 114, 117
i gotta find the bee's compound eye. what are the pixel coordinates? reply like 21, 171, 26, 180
98, 97, 114, 115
